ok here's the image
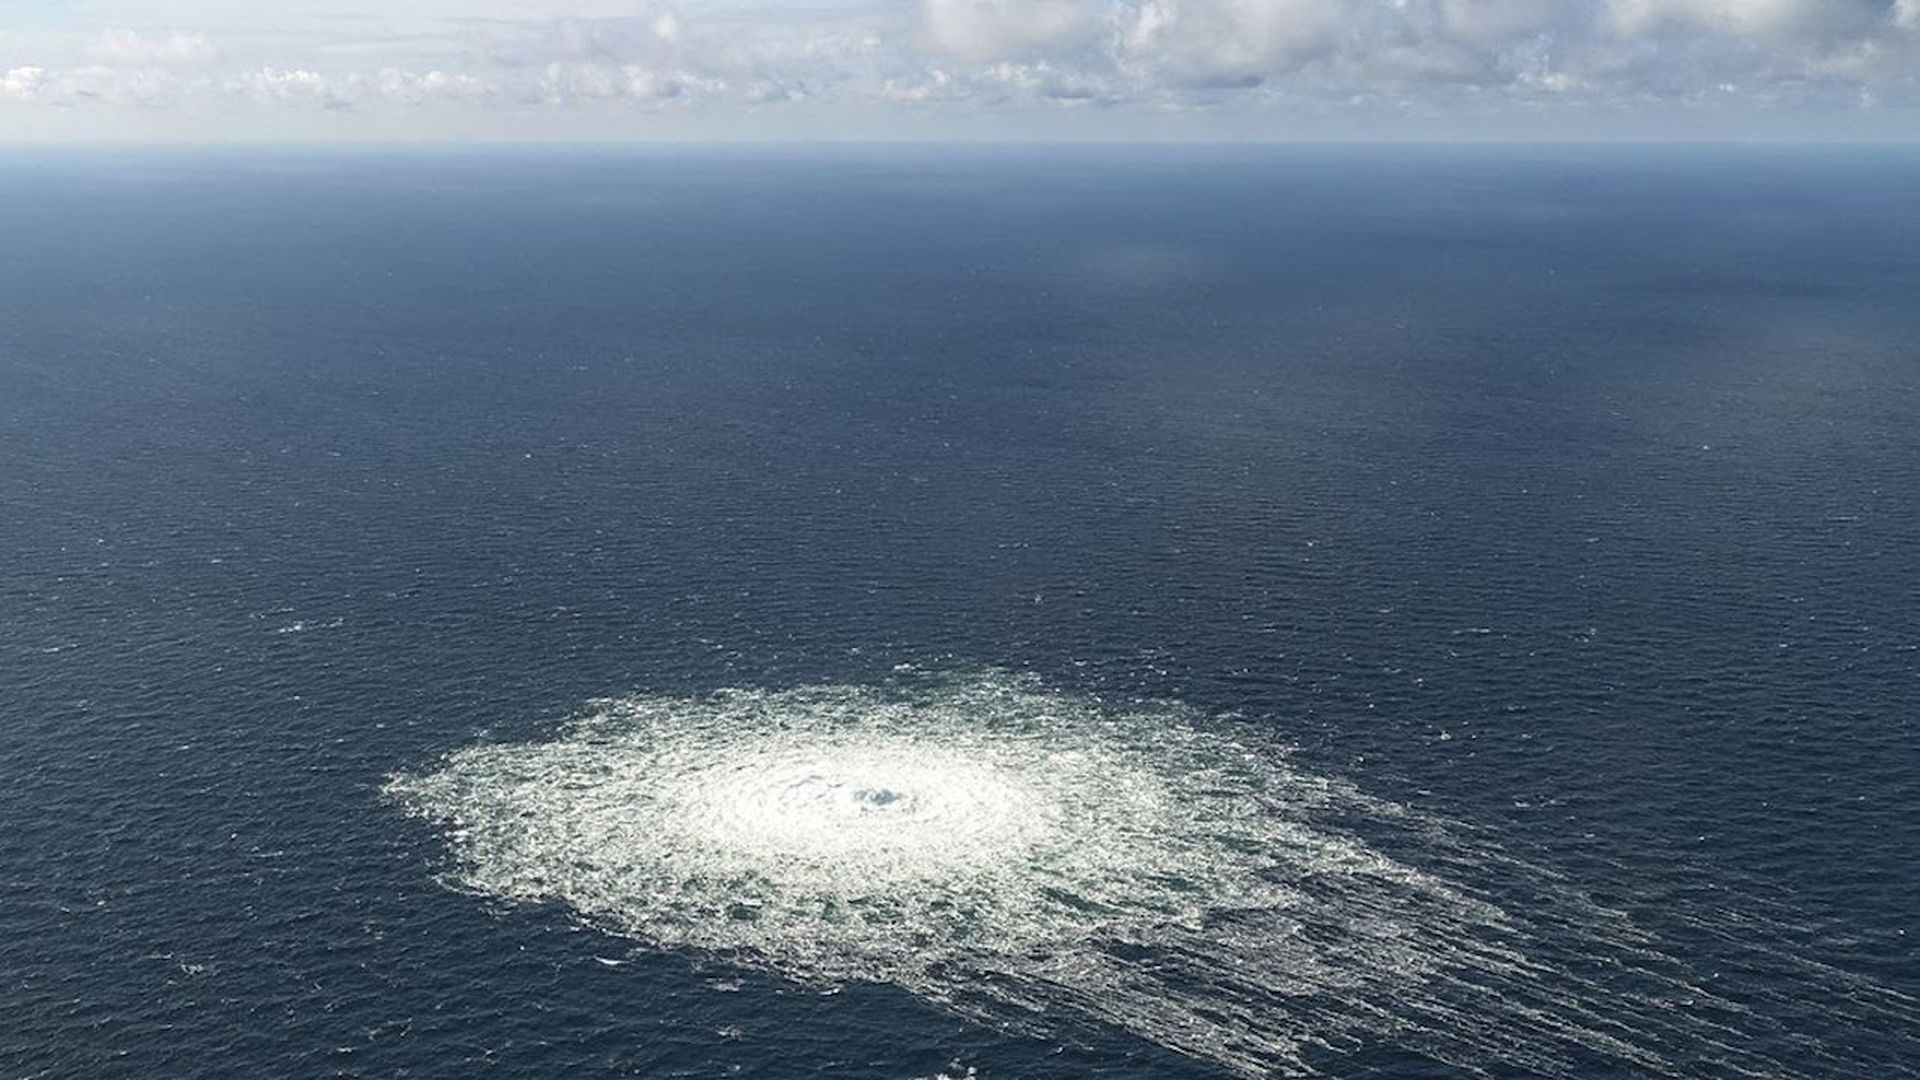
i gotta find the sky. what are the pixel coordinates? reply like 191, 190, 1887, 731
2, 0, 1918, 142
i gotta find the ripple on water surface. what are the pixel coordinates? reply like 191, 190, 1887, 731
386, 672, 1914, 1078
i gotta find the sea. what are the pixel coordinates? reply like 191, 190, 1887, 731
2, 146, 1916, 1079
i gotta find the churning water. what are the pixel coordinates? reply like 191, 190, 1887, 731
388, 672, 1915, 1078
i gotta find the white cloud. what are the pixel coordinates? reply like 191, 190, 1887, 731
1, 0, 1918, 136
1, 66, 47, 102
367, 68, 492, 104
1116, 0, 1343, 85
228, 66, 349, 109
535, 60, 692, 103
920, 0, 1101, 61
0, 62, 201, 107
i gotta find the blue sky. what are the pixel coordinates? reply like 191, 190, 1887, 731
2, 1, 1918, 141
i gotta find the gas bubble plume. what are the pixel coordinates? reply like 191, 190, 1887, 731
387, 672, 1913, 1077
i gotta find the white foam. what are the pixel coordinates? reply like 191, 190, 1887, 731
386, 672, 1905, 1077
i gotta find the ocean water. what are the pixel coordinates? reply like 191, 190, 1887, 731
2, 147, 1916, 1079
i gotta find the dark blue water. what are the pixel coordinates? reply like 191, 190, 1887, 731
3, 147, 1916, 1079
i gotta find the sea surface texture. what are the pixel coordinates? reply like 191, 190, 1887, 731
2, 148, 1917, 1079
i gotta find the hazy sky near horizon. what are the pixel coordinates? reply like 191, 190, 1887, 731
3, 0, 1919, 142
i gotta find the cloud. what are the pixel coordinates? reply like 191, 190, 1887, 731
1115, 0, 1343, 86
1437, 0, 1568, 43
0, 62, 202, 107
534, 60, 694, 103
231, 66, 343, 107
224, 65, 506, 108
369, 68, 491, 105
920, 0, 1102, 61
1604, 0, 1887, 41
1, 66, 48, 102
1, 0, 1918, 136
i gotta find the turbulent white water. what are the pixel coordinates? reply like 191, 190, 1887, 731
386, 672, 1907, 1078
